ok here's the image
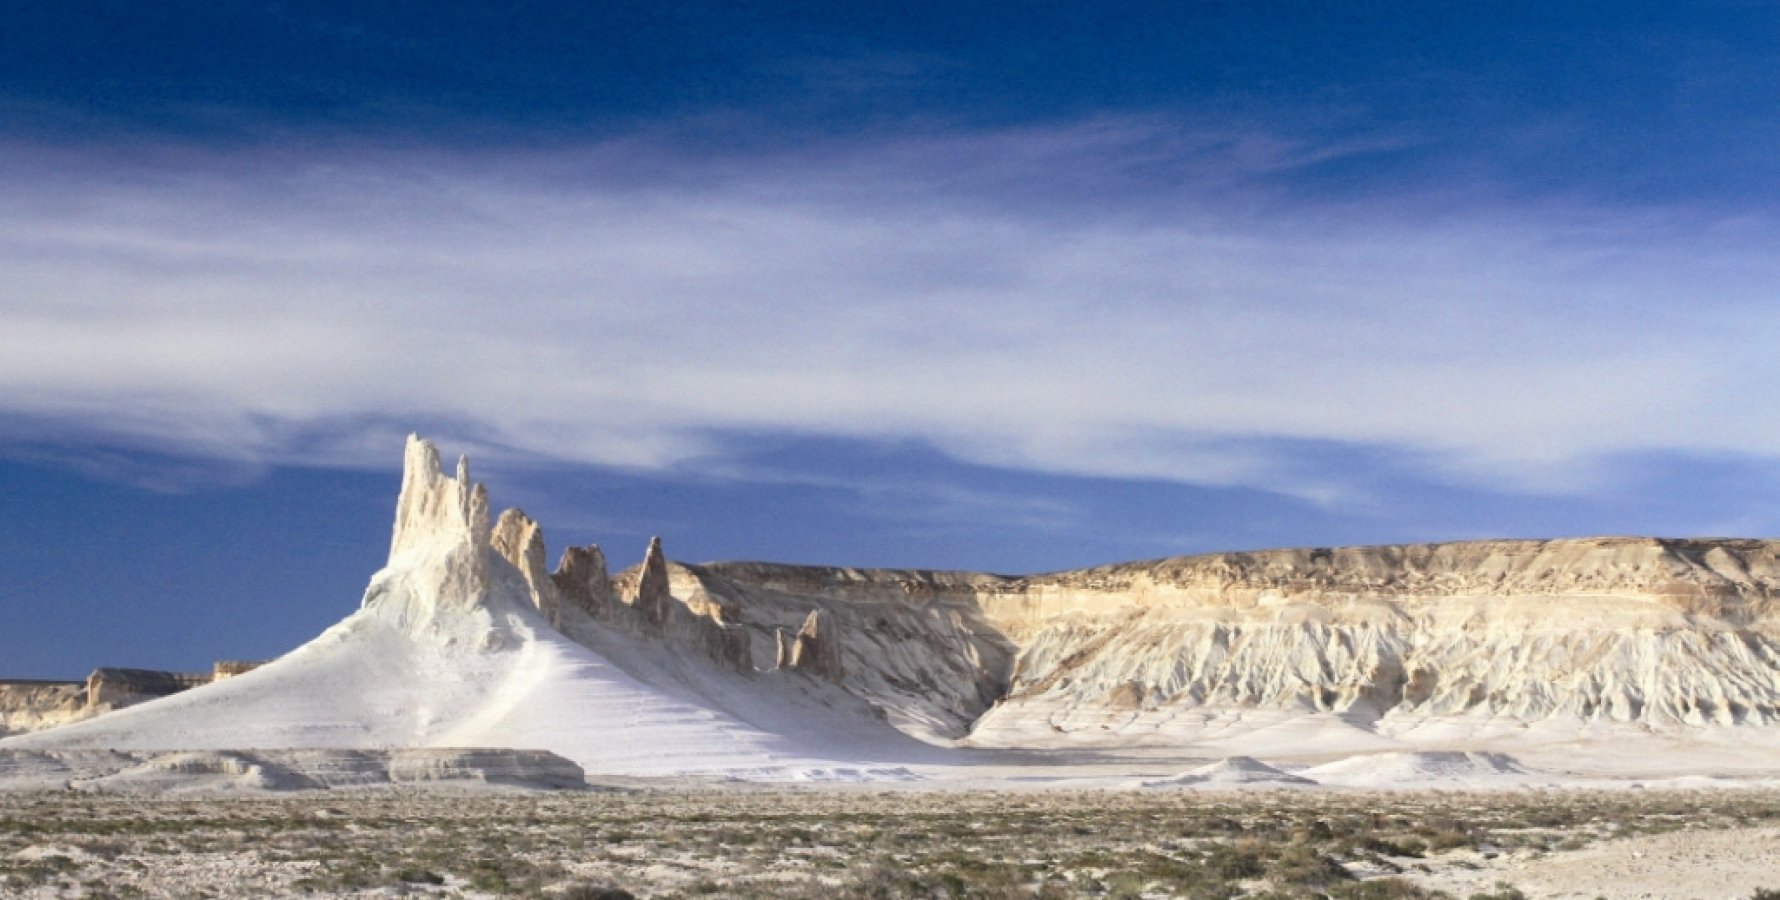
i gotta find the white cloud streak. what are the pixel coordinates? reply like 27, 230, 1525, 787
3, 122, 1779, 499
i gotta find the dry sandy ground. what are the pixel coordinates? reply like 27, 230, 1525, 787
7, 787, 1780, 898
1414, 825, 1780, 899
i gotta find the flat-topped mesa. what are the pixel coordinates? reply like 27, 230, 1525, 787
1021, 537, 1780, 603
389, 435, 491, 561
491, 509, 562, 627
703, 538, 1780, 638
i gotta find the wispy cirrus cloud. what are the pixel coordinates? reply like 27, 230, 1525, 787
3, 119, 1779, 505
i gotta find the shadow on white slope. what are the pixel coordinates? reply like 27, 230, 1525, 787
1, 438, 919, 780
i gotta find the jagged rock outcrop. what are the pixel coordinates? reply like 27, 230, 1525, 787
367, 436, 504, 631
695, 562, 1016, 740
634, 537, 673, 628
784, 611, 842, 681
551, 545, 615, 617
773, 628, 793, 670
0, 682, 86, 737
390, 438, 489, 562
492, 509, 561, 626
571, 538, 753, 674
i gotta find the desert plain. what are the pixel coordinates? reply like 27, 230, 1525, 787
10, 784, 1780, 899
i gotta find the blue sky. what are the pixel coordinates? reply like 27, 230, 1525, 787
5, 2, 1780, 676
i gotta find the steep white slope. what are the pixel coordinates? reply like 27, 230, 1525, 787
1, 438, 901, 778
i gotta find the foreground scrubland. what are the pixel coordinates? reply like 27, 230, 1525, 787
7, 787, 1780, 899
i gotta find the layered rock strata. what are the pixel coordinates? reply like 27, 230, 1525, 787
691, 539, 1780, 743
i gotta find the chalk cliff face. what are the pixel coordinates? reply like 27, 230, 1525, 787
685, 563, 1016, 739
674, 539, 1780, 745
0, 683, 87, 737
960, 541, 1780, 744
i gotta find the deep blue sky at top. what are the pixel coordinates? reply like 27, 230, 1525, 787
8, 2, 1777, 198
4, 2, 1780, 676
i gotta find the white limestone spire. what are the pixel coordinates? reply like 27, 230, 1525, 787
389, 435, 491, 562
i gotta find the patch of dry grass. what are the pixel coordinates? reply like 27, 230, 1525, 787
2, 788, 1779, 897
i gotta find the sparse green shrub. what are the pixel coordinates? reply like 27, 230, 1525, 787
393, 866, 444, 885
1468, 883, 1529, 900
1331, 879, 1446, 899
841, 859, 925, 900
1356, 833, 1427, 858
1103, 870, 1150, 898
558, 885, 635, 900
1202, 841, 1265, 880
1267, 842, 1351, 888
1424, 829, 1475, 852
